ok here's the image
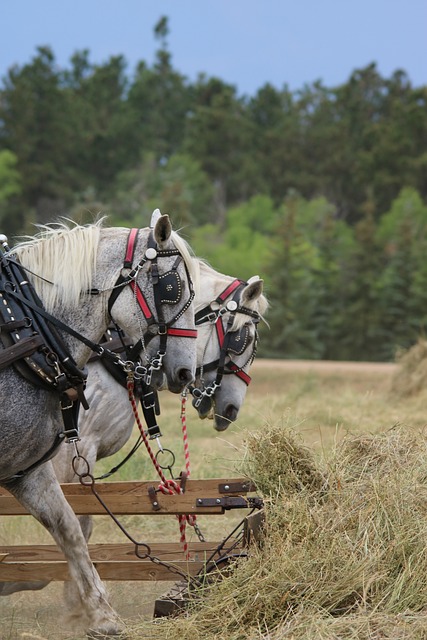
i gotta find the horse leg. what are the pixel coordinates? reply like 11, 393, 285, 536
0, 448, 96, 598
51, 441, 99, 615
60, 513, 95, 620
3, 461, 124, 637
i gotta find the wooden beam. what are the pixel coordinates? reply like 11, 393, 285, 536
0, 560, 205, 581
0, 478, 254, 516
0, 541, 243, 582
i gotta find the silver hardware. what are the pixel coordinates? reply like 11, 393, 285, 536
145, 247, 157, 260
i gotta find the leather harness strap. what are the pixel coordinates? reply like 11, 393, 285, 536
108, 228, 197, 338
195, 279, 257, 385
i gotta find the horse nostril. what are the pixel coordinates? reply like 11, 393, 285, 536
214, 404, 240, 431
224, 404, 239, 422
177, 368, 194, 386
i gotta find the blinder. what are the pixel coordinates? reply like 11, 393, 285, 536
226, 325, 250, 356
158, 270, 182, 305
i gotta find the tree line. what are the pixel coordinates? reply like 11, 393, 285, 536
0, 18, 426, 361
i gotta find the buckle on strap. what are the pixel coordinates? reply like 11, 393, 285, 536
142, 390, 156, 410
59, 428, 80, 443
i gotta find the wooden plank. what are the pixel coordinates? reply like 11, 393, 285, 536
0, 541, 242, 582
0, 478, 253, 516
0, 542, 225, 563
0, 560, 205, 581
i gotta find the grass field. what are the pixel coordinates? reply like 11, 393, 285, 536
2, 356, 426, 640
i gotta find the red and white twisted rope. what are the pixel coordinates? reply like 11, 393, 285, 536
127, 378, 196, 558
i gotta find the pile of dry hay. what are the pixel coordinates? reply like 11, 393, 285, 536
129, 424, 427, 640
391, 338, 427, 397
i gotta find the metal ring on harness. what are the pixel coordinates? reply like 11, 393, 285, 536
72, 454, 91, 479
155, 448, 176, 470
4, 281, 17, 293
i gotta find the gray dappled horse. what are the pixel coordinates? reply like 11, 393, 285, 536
0, 256, 268, 616
50, 260, 267, 488
0, 215, 197, 637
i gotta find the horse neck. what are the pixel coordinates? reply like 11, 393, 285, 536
20, 226, 138, 369
50, 296, 109, 368
52, 227, 149, 367
195, 263, 236, 310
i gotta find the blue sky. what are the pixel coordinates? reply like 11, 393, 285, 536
1, 0, 426, 96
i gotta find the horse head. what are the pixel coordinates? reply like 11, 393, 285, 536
107, 214, 198, 393
192, 263, 268, 431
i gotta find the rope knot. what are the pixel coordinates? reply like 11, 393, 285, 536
158, 478, 183, 496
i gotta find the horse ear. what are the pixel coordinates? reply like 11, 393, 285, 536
150, 208, 162, 228
241, 278, 264, 306
153, 214, 172, 246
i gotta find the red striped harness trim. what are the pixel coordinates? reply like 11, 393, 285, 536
130, 283, 197, 337
216, 279, 243, 303
130, 281, 153, 319
124, 228, 139, 268
228, 363, 251, 385
167, 327, 198, 338
215, 307, 251, 385
124, 231, 196, 339
215, 318, 225, 346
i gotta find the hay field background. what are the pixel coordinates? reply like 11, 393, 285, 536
2, 356, 427, 639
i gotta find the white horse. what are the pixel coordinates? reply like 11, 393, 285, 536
49, 259, 267, 486
0, 259, 268, 608
0, 215, 197, 636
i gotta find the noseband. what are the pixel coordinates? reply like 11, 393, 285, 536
107, 228, 197, 384
190, 279, 260, 415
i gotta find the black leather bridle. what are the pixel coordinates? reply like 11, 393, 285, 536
106, 227, 197, 385
189, 279, 260, 416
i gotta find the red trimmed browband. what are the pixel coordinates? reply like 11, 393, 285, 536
167, 328, 198, 338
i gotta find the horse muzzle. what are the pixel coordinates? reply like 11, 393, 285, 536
214, 403, 239, 431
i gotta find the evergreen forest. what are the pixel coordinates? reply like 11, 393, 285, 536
1, 18, 426, 361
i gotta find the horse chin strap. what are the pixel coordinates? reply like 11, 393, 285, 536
190, 280, 260, 414
107, 228, 197, 386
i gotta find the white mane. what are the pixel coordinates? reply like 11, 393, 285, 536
12, 219, 200, 314
12, 220, 103, 313
170, 231, 200, 299
195, 260, 268, 331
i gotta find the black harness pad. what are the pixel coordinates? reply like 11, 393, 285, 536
158, 270, 182, 305
227, 325, 250, 355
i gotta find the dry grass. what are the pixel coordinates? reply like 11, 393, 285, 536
3, 356, 427, 639
391, 338, 427, 397
128, 424, 427, 640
